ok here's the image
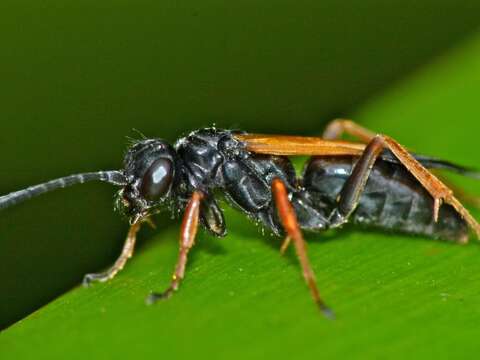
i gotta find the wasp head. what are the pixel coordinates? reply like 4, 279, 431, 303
115, 139, 179, 224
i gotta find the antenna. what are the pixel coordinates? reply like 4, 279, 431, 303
0, 170, 126, 210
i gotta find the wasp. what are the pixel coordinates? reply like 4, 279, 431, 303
2, 120, 479, 317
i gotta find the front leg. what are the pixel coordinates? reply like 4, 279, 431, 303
83, 219, 148, 286
146, 191, 204, 304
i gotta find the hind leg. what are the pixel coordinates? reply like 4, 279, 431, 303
324, 120, 480, 236
323, 119, 376, 143
325, 127, 480, 241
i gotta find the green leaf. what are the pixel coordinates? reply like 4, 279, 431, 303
2, 34, 480, 360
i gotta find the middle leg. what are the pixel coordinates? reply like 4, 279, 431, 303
272, 178, 333, 318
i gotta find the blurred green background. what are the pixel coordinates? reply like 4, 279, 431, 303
1, 0, 480, 346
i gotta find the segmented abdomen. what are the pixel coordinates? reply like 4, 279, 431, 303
302, 157, 468, 241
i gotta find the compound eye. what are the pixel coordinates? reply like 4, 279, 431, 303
139, 158, 173, 201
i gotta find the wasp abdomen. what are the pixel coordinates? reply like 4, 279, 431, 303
303, 157, 468, 241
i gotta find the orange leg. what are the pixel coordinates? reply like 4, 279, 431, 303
322, 119, 480, 240
280, 236, 291, 255
146, 191, 204, 304
431, 170, 480, 210
323, 118, 376, 143
83, 220, 147, 286
272, 178, 333, 318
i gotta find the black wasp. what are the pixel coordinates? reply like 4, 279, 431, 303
2, 120, 479, 317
